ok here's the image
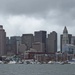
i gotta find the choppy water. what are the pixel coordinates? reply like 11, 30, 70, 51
0, 64, 75, 75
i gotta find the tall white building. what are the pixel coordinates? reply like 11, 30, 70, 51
62, 26, 69, 48
60, 26, 72, 52
62, 26, 69, 44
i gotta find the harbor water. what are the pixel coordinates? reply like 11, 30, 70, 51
0, 64, 75, 75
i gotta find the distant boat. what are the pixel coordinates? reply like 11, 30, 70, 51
0, 61, 4, 64
68, 59, 75, 64
55, 61, 63, 64
8, 60, 16, 64
48, 61, 54, 64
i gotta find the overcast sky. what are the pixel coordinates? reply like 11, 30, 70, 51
0, 0, 75, 50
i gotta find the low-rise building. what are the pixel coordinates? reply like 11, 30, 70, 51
62, 44, 75, 54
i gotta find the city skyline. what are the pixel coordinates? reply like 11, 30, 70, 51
0, 0, 75, 37
0, 25, 75, 56
1, 25, 75, 52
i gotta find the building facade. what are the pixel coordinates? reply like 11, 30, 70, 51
32, 42, 45, 52
71, 36, 75, 45
47, 31, 57, 53
22, 34, 34, 50
6, 37, 11, 55
0, 25, 6, 56
34, 31, 46, 52
10, 36, 21, 55
62, 44, 75, 54
60, 26, 72, 52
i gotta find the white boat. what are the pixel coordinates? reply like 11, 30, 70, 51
8, 60, 16, 64
0, 61, 4, 64
48, 61, 54, 64
68, 61, 75, 64
55, 61, 63, 64
68, 59, 75, 64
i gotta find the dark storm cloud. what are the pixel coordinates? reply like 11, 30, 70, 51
0, 0, 75, 15
0, 0, 75, 50
0, 0, 75, 27
0, 0, 54, 14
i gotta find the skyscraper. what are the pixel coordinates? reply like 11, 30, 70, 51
34, 31, 46, 52
0, 25, 6, 56
47, 31, 57, 53
22, 34, 34, 50
10, 36, 21, 54
6, 37, 11, 55
60, 26, 72, 52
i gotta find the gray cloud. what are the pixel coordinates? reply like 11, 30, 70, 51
0, 0, 75, 15
0, 0, 75, 24
0, 0, 75, 30
0, 0, 75, 50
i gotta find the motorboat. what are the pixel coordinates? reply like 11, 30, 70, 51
8, 60, 16, 64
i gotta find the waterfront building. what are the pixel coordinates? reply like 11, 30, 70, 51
34, 30, 46, 52
0, 25, 6, 56
22, 34, 34, 50
60, 26, 72, 52
62, 44, 75, 54
47, 31, 57, 53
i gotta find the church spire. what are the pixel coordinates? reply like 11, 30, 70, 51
63, 26, 68, 34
